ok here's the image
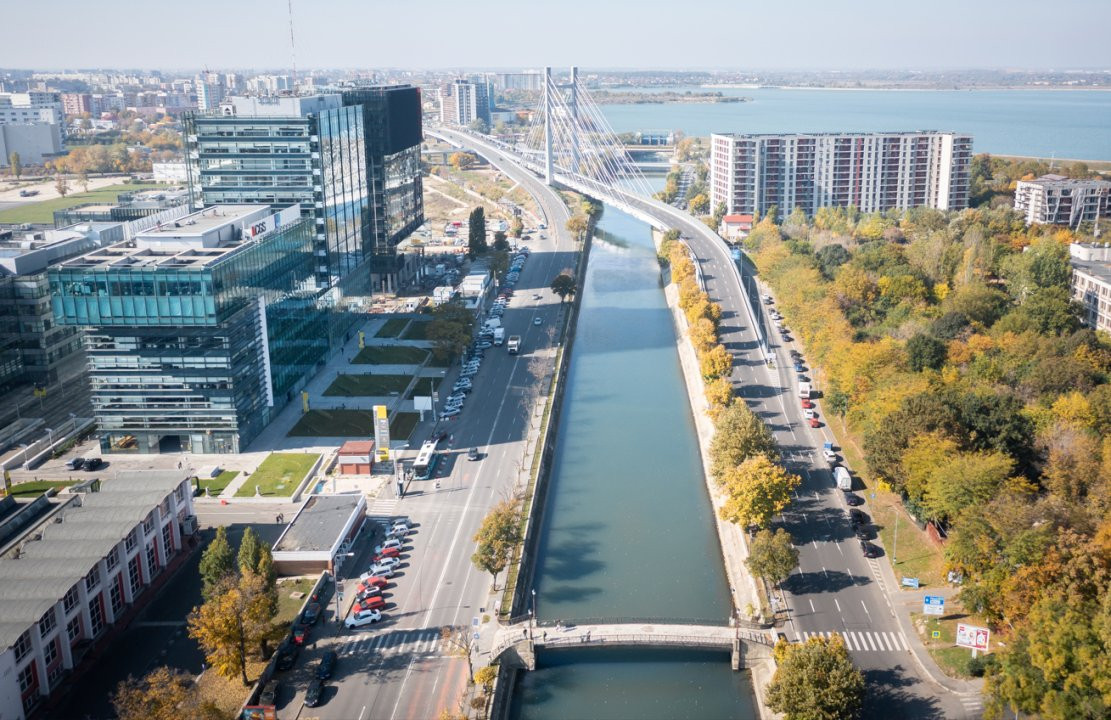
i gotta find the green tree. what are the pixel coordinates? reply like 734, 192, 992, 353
468, 206, 487, 259
922, 448, 1014, 524
237, 527, 261, 577
237, 527, 277, 618
826, 389, 850, 424
471, 500, 522, 590
187, 573, 275, 686
199, 526, 236, 601
428, 299, 476, 362
8, 152, 20, 179
746, 528, 799, 589
54, 174, 69, 198
719, 454, 801, 530
492, 231, 510, 252
510, 216, 524, 238
709, 402, 779, 483
814, 244, 851, 280
906, 333, 947, 372
550, 271, 576, 301
468, 117, 490, 134
765, 634, 865, 720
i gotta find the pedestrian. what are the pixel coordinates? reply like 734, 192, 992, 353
177, 460, 182, 469
522, 628, 527, 639
276, 514, 281, 524
543, 631, 547, 642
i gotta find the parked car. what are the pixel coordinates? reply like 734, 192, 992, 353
845, 493, 864, 507
260, 679, 279, 705
860, 541, 880, 558
358, 575, 388, 591
800, 399, 813, 409
367, 563, 394, 578
808, 416, 821, 428
355, 586, 382, 602
533, 317, 542, 325
374, 546, 401, 560
275, 639, 299, 670
65, 457, 85, 470
345, 608, 382, 628
84, 458, 104, 471
291, 624, 309, 645
300, 602, 322, 626
390, 522, 410, 536
373, 555, 400, 569
354, 595, 386, 612
316, 650, 337, 679
467, 447, 480, 461
440, 409, 461, 420
849, 509, 869, 526
304, 678, 324, 707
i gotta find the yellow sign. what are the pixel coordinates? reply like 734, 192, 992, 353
374, 405, 391, 461
302, 391, 310, 413
358, 331, 365, 350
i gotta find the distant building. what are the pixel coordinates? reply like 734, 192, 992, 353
710, 131, 972, 218
1069, 242, 1111, 333
151, 161, 187, 183
439, 80, 491, 127
1015, 174, 1111, 229
493, 73, 542, 92
52, 188, 189, 226
719, 213, 754, 240
50, 205, 334, 454
60, 93, 93, 116
0, 472, 196, 720
0, 92, 64, 126
0, 124, 64, 166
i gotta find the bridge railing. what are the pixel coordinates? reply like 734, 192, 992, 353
540, 633, 733, 649
535, 616, 730, 628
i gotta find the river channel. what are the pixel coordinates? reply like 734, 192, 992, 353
509, 205, 758, 719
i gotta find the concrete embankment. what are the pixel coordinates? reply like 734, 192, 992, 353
651, 228, 779, 720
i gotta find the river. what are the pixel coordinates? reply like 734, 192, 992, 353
598, 87, 1111, 160
509, 205, 757, 719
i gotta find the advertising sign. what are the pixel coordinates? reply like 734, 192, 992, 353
923, 595, 945, 616
374, 405, 391, 461
955, 623, 990, 652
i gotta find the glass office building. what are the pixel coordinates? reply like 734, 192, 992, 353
50, 205, 331, 454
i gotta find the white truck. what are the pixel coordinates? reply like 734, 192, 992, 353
483, 317, 501, 331
834, 465, 852, 491
493, 327, 505, 345
798, 381, 812, 400
507, 335, 521, 354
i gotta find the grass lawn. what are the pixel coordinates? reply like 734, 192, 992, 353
288, 409, 376, 437
353, 345, 429, 365
401, 320, 431, 340
276, 577, 318, 623
235, 453, 319, 497
2, 480, 71, 498
196, 470, 238, 497
390, 411, 420, 440
374, 317, 410, 338
910, 611, 992, 679
406, 374, 445, 399
324, 373, 412, 396
0, 183, 163, 224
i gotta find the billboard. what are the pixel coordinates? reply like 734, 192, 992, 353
955, 623, 990, 652
374, 405, 391, 461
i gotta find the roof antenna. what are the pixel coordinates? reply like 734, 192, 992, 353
288, 0, 298, 91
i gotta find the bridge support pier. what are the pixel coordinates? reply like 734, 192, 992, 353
502, 641, 536, 672
731, 639, 742, 671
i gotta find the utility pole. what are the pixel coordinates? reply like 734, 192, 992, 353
543, 67, 553, 186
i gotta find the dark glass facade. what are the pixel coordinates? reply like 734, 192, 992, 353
50, 211, 330, 453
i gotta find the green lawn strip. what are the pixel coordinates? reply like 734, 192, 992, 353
0, 183, 163, 224
374, 318, 410, 338
400, 320, 431, 340
405, 375, 446, 399
323, 373, 412, 397
195, 470, 238, 496
390, 411, 420, 441
352, 345, 429, 365
3, 480, 72, 498
287, 409, 377, 437
235, 453, 319, 497
275, 577, 318, 624
910, 611, 991, 679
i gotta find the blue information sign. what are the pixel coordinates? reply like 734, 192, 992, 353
923, 595, 945, 615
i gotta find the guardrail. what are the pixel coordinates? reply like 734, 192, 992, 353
535, 616, 730, 628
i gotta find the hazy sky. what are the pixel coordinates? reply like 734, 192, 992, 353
4, 0, 1110, 71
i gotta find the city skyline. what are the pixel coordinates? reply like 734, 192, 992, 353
3, 0, 1110, 71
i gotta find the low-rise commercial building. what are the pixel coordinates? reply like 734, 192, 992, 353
50, 205, 334, 454
271, 493, 367, 575
719, 213, 753, 240
337, 440, 376, 475
1015, 174, 1111, 229
0, 472, 196, 720
1070, 242, 1111, 333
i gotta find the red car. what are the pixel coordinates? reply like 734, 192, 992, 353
808, 417, 821, 428
376, 546, 401, 560
358, 576, 388, 592
354, 596, 386, 612
800, 399, 813, 409
291, 624, 309, 645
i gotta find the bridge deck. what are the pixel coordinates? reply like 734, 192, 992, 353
491, 621, 775, 660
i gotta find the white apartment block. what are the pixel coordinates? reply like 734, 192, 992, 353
1070, 242, 1111, 334
0, 93, 64, 126
0, 472, 196, 719
439, 80, 490, 127
710, 131, 972, 218
1015, 174, 1111, 229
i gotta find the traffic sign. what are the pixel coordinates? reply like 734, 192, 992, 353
931, 630, 941, 639
923, 595, 945, 615
901, 577, 920, 589
956, 623, 990, 652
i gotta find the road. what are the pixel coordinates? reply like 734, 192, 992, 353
286, 133, 579, 720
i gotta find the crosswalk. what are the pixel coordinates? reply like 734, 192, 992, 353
799, 630, 909, 653
367, 497, 400, 516
338, 627, 446, 658
958, 694, 984, 717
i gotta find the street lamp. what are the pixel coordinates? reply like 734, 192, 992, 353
44, 427, 54, 450
531, 589, 537, 643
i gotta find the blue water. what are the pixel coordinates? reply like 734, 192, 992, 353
599, 87, 1111, 160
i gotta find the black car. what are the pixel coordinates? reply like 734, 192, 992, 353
467, 447, 480, 461
849, 509, 869, 527
259, 679, 279, 705
300, 602, 321, 626
84, 457, 104, 471
316, 650, 337, 680
856, 525, 875, 541
275, 639, 298, 670
304, 678, 324, 707
860, 540, 880, 558
65, 457, 85, 470
845, 493, 864, 507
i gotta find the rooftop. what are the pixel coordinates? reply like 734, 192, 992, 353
273, 494, 364, 554
712, 130, 967, 140
0, 471, 188, 650
1021, 174, 1111, 188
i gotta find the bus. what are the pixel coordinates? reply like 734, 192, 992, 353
412, 440, 440, 480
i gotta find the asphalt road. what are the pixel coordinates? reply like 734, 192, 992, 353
282, 134, 578, 720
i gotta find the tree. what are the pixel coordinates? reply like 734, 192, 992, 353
112, 667, 194, 720
565, 214, 589, 241
704, 376, 734, 414
510, 216, 524, 238
814, 244, 851, 280
746, 528, 799, 589
441, 625, 476, 683
199, 526, 236, 601
54, 174, 69, 198
550, 271, 576, 301
826, 389, 850, 424
8, 152, 20, 179
188, 573, 275, 686
471, 500, 522, 590
238, 527, 277, 617
468, 206, 487, 259
689, 193, 709, 215
719, 454, 801, 530
77, 170, 90, 192
448, 152, 474, 170
921, 448, 1014, 524
428, 299, 476, 362
237, 527, 261, 576
906, 333, 947, 372
765, 634, 865, 720
699, 343, 733, 380
709, 402, 779, 483
468, 117, 490, 134
492, 231, 510, 252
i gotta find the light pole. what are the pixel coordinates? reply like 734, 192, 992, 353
531, 589, 537, 643
332, 551, 356, 633
44, 427, 54, 451
892, 510, 899, 565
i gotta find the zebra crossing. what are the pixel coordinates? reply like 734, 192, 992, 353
799, 630, 909, 653
338, 627, 446, 658
367, 496, 400, 516
958, 694, 984, 717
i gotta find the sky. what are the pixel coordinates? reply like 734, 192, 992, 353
3, 0, 1110, 71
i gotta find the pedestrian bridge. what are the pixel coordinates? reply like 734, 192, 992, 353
490, 619, 777, 671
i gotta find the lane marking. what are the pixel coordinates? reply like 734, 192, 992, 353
833, 598, 841, 613
861, 600, 871, 615
808, 599, 816, 613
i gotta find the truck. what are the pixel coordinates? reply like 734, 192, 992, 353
798, 382, 811, 399
507, 335, 521, 354
834, 465, 852, 491
483, 317, 501, 331
493, 327, 505, 346
822, 442, 837, 464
